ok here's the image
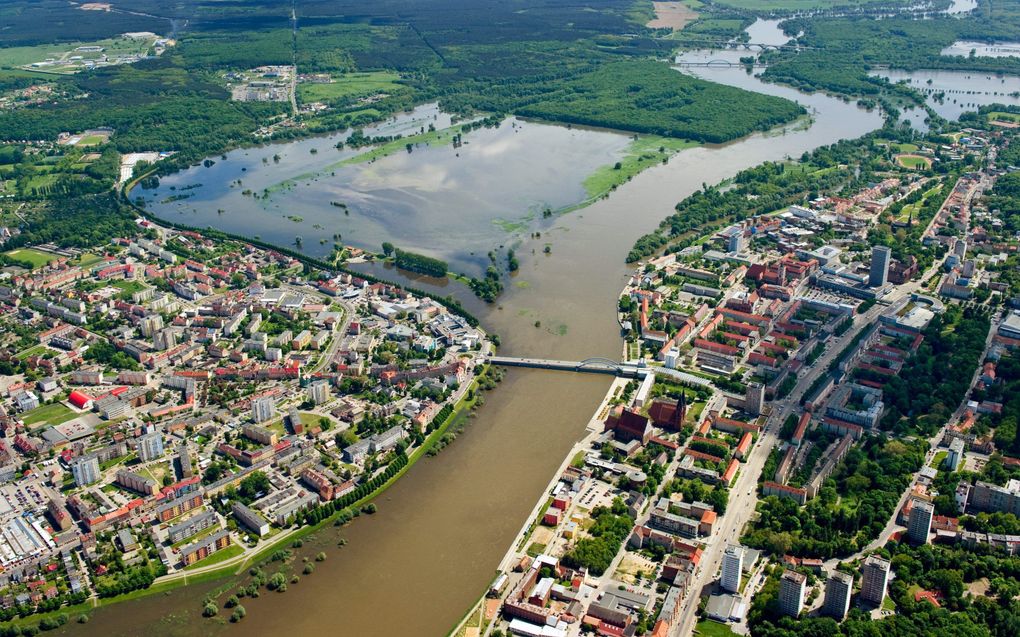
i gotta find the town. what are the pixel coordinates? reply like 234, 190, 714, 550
470, 120, 1020, 637
0, 219, 490, 617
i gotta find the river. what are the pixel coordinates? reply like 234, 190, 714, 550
65, 44, 883, 637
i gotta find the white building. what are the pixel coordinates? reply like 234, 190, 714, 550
252, 396, 275, 423
721, 544, 743, 593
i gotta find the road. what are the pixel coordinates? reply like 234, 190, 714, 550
669, 268, 942, 637
822, 303, 1001, 574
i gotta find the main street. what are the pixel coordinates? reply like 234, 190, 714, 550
670, 271, 936, 637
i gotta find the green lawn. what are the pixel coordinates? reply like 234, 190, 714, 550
897, 184, 942, 222
930, 450, 948, 470
20, 402, 76, 427
989, 111, 1020, 123
74, 252, 105, 267
183, 544, 245, 571
696, 620, 739, 637
896, 154, 932, 170
886, 142, 920, 154
111, 279, 147, 299
77, 134, 108, 146
100, 452, 135, 472
15, 344, 48, 360
3, 247, 58, 269
297, 71, 404, 104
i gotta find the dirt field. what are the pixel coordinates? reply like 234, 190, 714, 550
614, 552, 659, 585
647, 1, 698, 30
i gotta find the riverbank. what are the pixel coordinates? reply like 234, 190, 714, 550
448, 375, 630, 637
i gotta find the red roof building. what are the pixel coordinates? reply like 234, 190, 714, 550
68, 390, 93, 410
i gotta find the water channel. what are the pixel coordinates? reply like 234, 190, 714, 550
67, 29, 891, 637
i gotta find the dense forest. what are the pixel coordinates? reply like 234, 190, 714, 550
515, 60, 804, 144
0, 0, 803, 163
561, 498, 634, 576
393, 249, 449, 278
3, 192, 141, 250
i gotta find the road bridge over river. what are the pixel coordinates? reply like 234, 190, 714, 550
487, 356, 713, 388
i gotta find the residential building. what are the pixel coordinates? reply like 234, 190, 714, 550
908, 499, 934, 545
252, 396, 275, 423
969, 480, 1020, 516
116, 469, 159, 496
137, 432, 164, 462
823, 571, 853, 620
946, 438, 965, 472
167, 510, 218, 544
869, 246, 891, 287
745, 382, 765, 417
779, 570, 807, 617
179, 528, 232, 566
721, 544, 743, 593
308, 380, 329, 405
232, 501, 270, 537
71, 455, 100, 487
860, 555, 891, 606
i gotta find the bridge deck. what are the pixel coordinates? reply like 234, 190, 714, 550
487, 356, 712, 387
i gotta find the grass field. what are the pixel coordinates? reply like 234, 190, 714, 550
77, 133, 109, 146
21, 402, 77, 427
988, 111, 1020, 123
584, 135, 698, 200
15, 344, 48, 360
897, 183, 942, 222
695, 620, 739, 637
111, 279, 147, 299
74, 252, 105, 267
930, 450, 948, 469
896, 154, 932, 170
3, 247, 57, 268
297, 72, 404, 104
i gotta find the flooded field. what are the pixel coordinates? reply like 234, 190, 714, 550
140, 106, 633, 277
873, 68, 1020, 120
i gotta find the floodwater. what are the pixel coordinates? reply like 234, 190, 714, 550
67, 44, 882, 637
946, 0, 978, 15
140, 106, 633, 277
942, 40, 1020, 58
744, 19, 792, 47
873, 68, 1020, 120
